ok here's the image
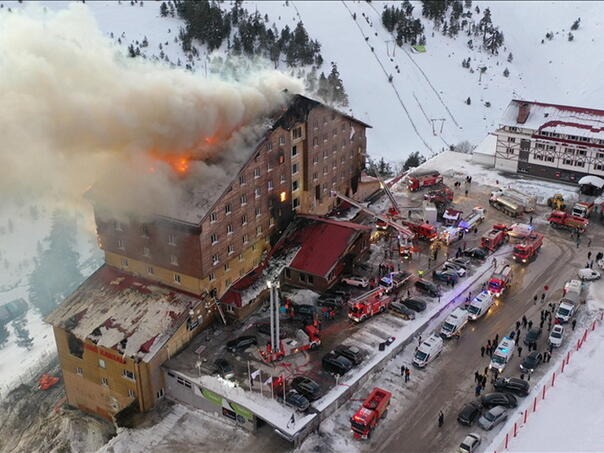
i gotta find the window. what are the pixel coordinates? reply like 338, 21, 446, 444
313, 172, 318, 181
228, 244, 235, 255
168, 234, 176, 246
128, 389, 136, 398
239, 175, 246, 185
332, 144, 337, 154
240, 194, 247, 205
506, 147, 514, 155
279, 153, 285, 164
313, 154, 319, 164
333, 128, 337, 136
147, 266, 154, 275
292, 163, 298, 174
255, 207, 261, 217
256, 225, 263, 236
323, 166, 328, 175
241, 215, 247, 225
243, 234, 249, 244
509, 126, 518, 132
299, 273, 306, 282
224, 263, 230, 272
238, 254, 244, 262
578, 149, 586, 156
546, 145, 556, 151
122, 370, 136, 381
293, 198, 300, 208
292, 180, 299, 191
279, 136, 285, 145
225, 278, 231, 287
285, 268, 291, 278
313, 120, 319, 129
292, 145, 298, 157
269, 217, 275, 227
143, 247, 150, 257
225, 204, 232, 215
323, 149, 328, 160
308, 275, 314, 284
76, 367, 83, 376
563, 158, 573, 165
117, 239, 125, 250
254, 187, 261, 198
115, 221, 123, 232
209, 272, 216, 281
254, 167, 261, 178
170, 255, 178, 265
323, 133, 327, 142
211, 233, 218, 244
313, 137, 319, 146
267, 142, 273, 151
173, 273, 181, 284
508, 137, 516, 143
280, 191, 287, 202
141, 225, 150, 238
280, 174, 286, 184
227, 224, 233, 235
575, 160, 585, 167
268, 180, 274, 191
595, 163, 604, 171
101, 377, 109, 387
99, 359, 106, 369
121, 258, 129, 267
254, 152, 260, 162
293, 127, 302, 140
212, 254, 219, 265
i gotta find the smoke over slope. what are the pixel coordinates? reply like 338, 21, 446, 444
0, 4, 303, 216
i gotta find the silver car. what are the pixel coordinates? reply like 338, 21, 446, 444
459, 433, 482, 453
478, 405, 508, 430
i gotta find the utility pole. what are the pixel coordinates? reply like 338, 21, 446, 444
430, 119, 446, 136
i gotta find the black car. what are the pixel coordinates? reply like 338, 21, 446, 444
401, 297, 428, 312
291, 376, 322, 401
293, 304, 317, 317
523, 327, 542, 345
493, 377, 530, 397
390, 301, 416, 320
480, 392, 518, 409
317, 296, 343, 310
457, 401, 482, 426
520, 351, 543, 373
283, 390, 310, 412
334, 345, 364, 365
226, 335, 257, 353
214, 358, 234, 379
322, 352, 353, 375
463, 247, 489, 260
414, 279, 441, 297
432, 269, 459, 284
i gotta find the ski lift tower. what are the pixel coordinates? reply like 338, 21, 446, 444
267, 280, 281, 355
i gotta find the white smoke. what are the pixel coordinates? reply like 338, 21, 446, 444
0, 4, 303, 216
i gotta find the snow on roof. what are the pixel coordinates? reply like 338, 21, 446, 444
500, 100, 604, 139
578, 175, 604, 188
288, 217, 371, 277
473, 133, 497, 156
46, 265, 203, 361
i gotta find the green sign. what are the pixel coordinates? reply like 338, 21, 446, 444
201, 388, 222, 406
230, 402, 253, 421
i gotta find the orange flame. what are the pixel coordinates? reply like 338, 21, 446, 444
147, 135, 219, 175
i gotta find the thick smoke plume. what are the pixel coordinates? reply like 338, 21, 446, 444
0, 4, 303, 217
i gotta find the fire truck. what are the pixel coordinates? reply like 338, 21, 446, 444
350, 387, 392, 439
487, 264, 513, 296
424, 184, 454, 203
489, 193, 524, 217
571, 201, 595, 219
459, 207, 486, 232
513, 232, 544, 263
548, 210, 589, 233
348, 288, 392, 322
490, 188, 537, 213
398, 219, 438, 241
260, 325, 321, 362
407, 170, 443, 192
480, 225, 508, 251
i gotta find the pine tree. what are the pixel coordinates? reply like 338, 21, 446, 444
466, 97, 471, 105
402, 151, 426, 171
568, 32, 574, 41
571, 18, 581, 30
327, 63, 348, 106
507, 52, 513, 62
160, 1, 168, 17
503, 67, 510, 77
317, 72, 329, 101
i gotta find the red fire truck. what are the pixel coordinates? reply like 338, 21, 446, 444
399, 219, 438, 241
407, 171, 443, 192
480, 226, 508, 251
350, 387, 392, 439
512, 232, 544, 263
260, 325, 321, 362
348, 288, 392, 322
487, 264, 513, 296
548, 210, 589, 233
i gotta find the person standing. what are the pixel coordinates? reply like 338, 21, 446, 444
405, 367, 411, 382
494, 334, 499, 346
475, 371, 480, 383
517, 346, 523, 357
528, 320, 533, 330
401, 364, 406, 376
480, 346, 486, 357
572, 319, 577, 331
475, 384, 482, 396
516, 320, 521, 331
438, 411, 444, 428
522, 315, 528, 328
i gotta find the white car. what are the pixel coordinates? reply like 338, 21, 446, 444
443, 261, 467, 277
549, 325, 564, 347
577, 268, 601, 281
459, 433, 481, 453
598, 259, 604, 270
341, 275, 369, 288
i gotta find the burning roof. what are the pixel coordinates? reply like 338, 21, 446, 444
45, 265, 204, 362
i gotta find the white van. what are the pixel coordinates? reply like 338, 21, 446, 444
467, 291, 494, 321
440, 307, 469, 338
564, 279, 582, 299
555, 300, 577, 324
489, 337, 515, 373
413, 334, 444, 368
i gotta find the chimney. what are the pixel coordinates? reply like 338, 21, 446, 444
517, 102, 530, 124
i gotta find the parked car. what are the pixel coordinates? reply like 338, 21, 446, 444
390, 301, 416, 320
493, 377, 530, 396
549, 325, 565, 347
291, 376, 322, 401
478, 405, 508, 430
414, 279, 441, 297
214, 358, 235, 379
401, 297, 427, 312
317, 296, 343, 310
480, 392, 518, 409
523, 327, 542, 345
283, 390, 310, 412
341, 275, 369, 288
293, 304, 317, 317
463, 248, 489, 260
449, 257, 471, 269
457, 401, 483, 426
577, 268, 601, 281
433, 269, 460, 284
255, 323, 287, 339
443, 261, 467, 277
322, 351, 353, 376
459, 433, 482, 453
226, 335, 257, 353
520, 351, 543, 373
334, 344, 364, 365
